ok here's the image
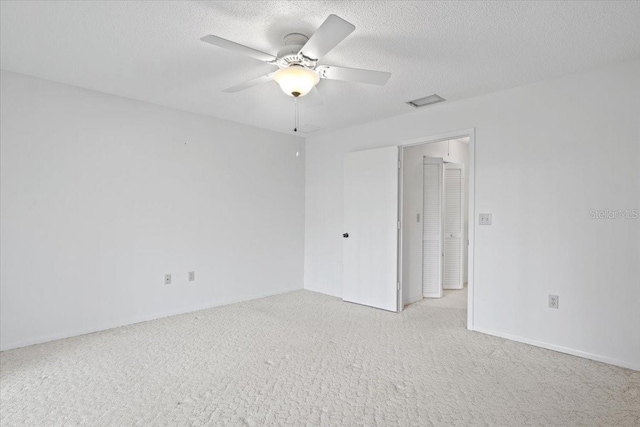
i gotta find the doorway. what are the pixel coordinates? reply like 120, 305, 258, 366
341, 129, 475, 329
399, 130, 475, 328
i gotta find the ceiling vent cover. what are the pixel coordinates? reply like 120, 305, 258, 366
406, 94, 446, 108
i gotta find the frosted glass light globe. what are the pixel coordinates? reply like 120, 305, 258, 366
274, 65, 320, 97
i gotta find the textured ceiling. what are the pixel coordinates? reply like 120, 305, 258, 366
2, 1, 640, 135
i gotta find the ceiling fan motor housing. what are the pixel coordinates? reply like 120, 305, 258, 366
276, 33, 316, 69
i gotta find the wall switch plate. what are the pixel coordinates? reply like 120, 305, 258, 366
479, 213, 492, 225
164, 274, 171, 285
549, 295, 559, 309
188, 271, 195, 282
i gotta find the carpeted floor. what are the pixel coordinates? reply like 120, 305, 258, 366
1, 289, 638, 426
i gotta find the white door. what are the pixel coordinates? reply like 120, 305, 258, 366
422, 157, 443, 298
443, 163, 465, 289
343, 146, 399, 312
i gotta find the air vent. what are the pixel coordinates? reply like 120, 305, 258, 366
406, 94, 446, 108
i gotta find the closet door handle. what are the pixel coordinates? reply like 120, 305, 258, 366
343, 233, 349, 238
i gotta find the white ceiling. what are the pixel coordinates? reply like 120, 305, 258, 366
2, 1, 640, 135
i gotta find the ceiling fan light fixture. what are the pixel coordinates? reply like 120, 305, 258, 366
274, 65, 319, 97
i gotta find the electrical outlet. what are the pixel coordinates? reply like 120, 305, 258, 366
188, 271, 195, 282
479, 213, 492, 225
549, 294, 559, 309
164, 274, 171, 285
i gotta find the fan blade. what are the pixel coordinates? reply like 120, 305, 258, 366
201, 35, 276, 63
300, 86, 323, 107
222, 72, 276, 93
298, 15, 355, 61
316, 65, 391, 85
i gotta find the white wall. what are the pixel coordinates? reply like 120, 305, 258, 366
402, 140, 468, 305
304, 60, 640, 370
0, 71, 305, 351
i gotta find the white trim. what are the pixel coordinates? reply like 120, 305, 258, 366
396, 146, 403, 312
398, 128, 476, 330
472, 326, 640, 372
0, 286, 302, 352
467, 130, 476, 330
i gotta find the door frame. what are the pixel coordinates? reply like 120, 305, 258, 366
398, 129, 476, 330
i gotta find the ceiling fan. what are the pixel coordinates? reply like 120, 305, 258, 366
200, 14, 391, 99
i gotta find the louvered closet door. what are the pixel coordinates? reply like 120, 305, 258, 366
443, 163, 464, 289
422, 157, 443, 298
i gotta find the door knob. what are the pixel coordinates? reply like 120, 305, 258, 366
343, 233, 349, 238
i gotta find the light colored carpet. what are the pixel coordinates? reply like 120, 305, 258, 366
1, 289, 638, 426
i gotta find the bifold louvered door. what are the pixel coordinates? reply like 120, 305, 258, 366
422, 158, 443, 298
443, 164, 465, 289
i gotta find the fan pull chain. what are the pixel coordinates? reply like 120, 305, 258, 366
293, 98, 299, 132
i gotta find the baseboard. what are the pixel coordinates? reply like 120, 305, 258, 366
423, 292, 441, 298
0, 286, 302, 352
472, 326, 639, 371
